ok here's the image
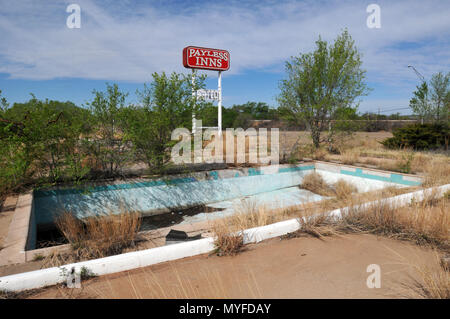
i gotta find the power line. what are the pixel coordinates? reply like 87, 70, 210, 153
362, 107, 411, 114
377, 107, 410, 113
408, 65, 426, 83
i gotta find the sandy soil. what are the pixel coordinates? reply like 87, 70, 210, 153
29, 233, 437, 299
278, 131, 392, 149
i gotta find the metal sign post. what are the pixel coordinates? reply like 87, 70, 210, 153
191, 69, 196, 134
218, 71, 222, 136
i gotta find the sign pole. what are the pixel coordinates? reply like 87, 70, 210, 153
192, 69, 196, 134
218, 71, 222, 137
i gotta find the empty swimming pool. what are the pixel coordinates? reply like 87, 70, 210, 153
28, 162, 421, 249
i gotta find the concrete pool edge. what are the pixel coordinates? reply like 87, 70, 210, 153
314, 161, 422, 186
1, 183, 448, 293
0, 193, 33, 265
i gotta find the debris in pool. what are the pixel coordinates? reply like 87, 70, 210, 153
165, 229, 202, 245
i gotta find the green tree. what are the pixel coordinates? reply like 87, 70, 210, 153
123, 72, 202, 172
196, 103, 217, 127
410, 82, 433, 124
86, 83, 129, 177
278, 30, 370, 148
430, 71, 450, 122
231, 102, 275, 120
0, 95, 90, 192
0, 89, 8, 112
232, 112, 253, 129
410, 71, 449, 123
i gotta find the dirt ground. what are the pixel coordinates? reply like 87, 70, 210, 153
278, 131, 392, 148
28, 233, 438, 299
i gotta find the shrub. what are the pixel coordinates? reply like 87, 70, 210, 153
411, 255, 450, 299
55, 210, 141, 259
300, 173, 334, 196
338, 195, 449, 249
334, 179, 357, 201
212, 218, 244, 256
397, 152, 415, 174
381, 123, 449, 150
422, 158, 450, 187
213, 232, 244, 256
301, 173, 358, 201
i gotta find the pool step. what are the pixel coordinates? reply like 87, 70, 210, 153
165, 229, 202, 245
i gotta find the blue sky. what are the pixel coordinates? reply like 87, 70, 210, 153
0, 0, 449, 114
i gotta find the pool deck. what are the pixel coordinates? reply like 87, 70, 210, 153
0, 193, 33, 265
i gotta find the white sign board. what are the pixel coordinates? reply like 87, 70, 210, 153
195, 89, 219, 101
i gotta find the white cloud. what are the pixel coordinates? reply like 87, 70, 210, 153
0, 0, 448, 89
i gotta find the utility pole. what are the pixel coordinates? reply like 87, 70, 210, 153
407, 65, 425, 83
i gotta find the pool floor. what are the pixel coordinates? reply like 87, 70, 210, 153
175, 186, 325, 226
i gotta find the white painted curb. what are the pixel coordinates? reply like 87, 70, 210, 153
328, 183, 450, 219
1, 184, 449, 292
0, 237, 215, 292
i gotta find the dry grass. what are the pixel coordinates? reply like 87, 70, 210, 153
293, 213, 340, 239
337, 193, 449, 250
212, 218, 244, 256
211, 199, 302, 256
212, 228, 244, 256
300, 172, 334, 196
228, 200, 274, 228
406, 253, 450, 299
55, 210, 142, 260
0, 288, 47, 299
56, 212, 84, 244
300, 172, 357, 201
211, 201, 275, 256
210, 184, 418, 254
410, 152, 429, 172
422, 158, 450, 187
315, 131, 449, 186
312, 147, 328, 161
334, 179, 357, 201
341, 149, 360, 165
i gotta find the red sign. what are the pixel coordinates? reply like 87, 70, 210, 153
183, 46, 230, 71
